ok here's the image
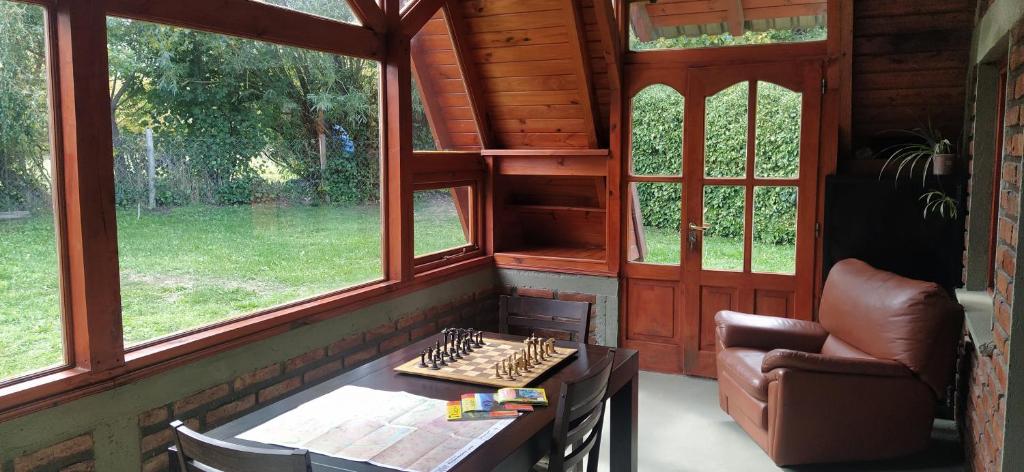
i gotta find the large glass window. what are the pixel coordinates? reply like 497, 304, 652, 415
629, 0, 827, 51
107, 18, 382, 345
0, 2, 64, 381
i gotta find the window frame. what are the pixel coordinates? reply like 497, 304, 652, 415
410, 151, 487, 273
0, 0, 495, 419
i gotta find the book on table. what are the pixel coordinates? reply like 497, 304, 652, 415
495, 388, 548, 406
446, 393, 533, 421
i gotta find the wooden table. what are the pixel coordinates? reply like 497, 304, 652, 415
206, 333, 639, 471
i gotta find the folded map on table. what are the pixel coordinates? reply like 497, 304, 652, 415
237, 386, 513, 472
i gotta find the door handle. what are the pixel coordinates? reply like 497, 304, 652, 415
687, 223, 710, 251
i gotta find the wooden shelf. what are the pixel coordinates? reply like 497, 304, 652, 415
482, 149, 609, 157
494, 246, 611, 276
506, 204, 606, 214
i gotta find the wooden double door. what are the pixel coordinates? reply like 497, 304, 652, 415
622, 61, 822, 377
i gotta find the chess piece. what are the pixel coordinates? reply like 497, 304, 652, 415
437, 350, 448, 367
549, 339, 558, 355
430, 352, 440, 370
419, 349, 428, 368
495, 362, 503, 379
477, 331, 485, 346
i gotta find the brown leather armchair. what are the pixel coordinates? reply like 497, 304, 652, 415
715, 259, 963, 466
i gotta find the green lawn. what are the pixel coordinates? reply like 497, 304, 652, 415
1, 200, 467, 380
641, 226, 796, 273
0, 202, 792, 380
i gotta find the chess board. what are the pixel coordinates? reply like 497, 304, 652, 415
394, 337, 577, 388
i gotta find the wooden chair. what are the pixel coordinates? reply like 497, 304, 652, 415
499, 295, 591, 343
536, 350, 616, 472
170, 420, 312, 472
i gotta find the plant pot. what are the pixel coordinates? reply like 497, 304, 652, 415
932, 154, 955, 175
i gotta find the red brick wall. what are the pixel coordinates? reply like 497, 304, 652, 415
136, 289, 496, 472
962, 22, 1024, 472
3, 434, 94, 472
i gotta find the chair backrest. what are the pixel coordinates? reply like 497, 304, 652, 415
499, 295, 590, 343
818, 258, 964, 396
548, 350, 615, 472
171, 420, 312, 472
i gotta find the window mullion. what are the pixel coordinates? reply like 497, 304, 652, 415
54, 0, 125, 371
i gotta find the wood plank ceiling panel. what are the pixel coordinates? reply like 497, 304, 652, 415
455, 0, 597, 148
411, 11, 483, 150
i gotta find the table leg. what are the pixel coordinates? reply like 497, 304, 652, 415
609, 371, 638, 472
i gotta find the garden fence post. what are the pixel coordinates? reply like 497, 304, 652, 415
319, 132, 327, 175
145, 127, 156, 209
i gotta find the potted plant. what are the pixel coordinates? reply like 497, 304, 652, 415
877, 124, 957, 184
919, 190, 958, 220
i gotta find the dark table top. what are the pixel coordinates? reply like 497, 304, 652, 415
208, 332, 639, 471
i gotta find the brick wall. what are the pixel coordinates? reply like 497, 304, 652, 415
3, 434, 94, 472
136, 289, 496, 472
961, 22, 1024, 472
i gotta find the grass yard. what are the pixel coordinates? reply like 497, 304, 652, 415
642, 226, 796, 273
1, 199, 466, 380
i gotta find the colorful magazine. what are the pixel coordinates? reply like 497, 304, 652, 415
496, 388, 548, 406
446, 393, 532, 421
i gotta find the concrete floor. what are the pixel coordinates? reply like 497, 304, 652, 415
596, 372, 965, 472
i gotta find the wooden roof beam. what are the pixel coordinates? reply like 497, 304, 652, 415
347, 0, 387, 33
726, 0, 744, 36
593, 0, 623, 92
106, 0, 384, 60
629, 1, 657, 42
443, 0, 493, 149
400, 0, 445, 37
563, 0, 602, 148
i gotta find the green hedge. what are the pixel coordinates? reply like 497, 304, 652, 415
631, 82, 801, 244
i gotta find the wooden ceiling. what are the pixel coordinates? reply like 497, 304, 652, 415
410, 0, 617, 150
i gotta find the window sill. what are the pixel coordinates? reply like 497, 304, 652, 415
0, 255, 494, 421
957, 289, 996, 355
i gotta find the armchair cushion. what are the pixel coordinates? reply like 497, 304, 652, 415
718, 348, 770, 401
715, 311, 829, 353
761, 349, 912, 378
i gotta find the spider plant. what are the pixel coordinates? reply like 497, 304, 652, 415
920, 190, 958, 220
877, 123, 955, 186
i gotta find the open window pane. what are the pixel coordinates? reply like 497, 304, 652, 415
629, 0, 827, 51
254, 0, 361, 24
705, 82, 748, 178
752, 186, 797, 274
631, 85, 684, 176
703, 185, 745, 271
755, 82, 801, 178
414, 187, 472, 257
108, 18, 382, 345
630, 183, 682, 264
0, 2, 65, 380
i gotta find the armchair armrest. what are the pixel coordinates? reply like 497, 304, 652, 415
762, 349, 912, 378
714, 311, 829, 352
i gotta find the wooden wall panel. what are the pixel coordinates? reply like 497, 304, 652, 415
850, 0, 975, 149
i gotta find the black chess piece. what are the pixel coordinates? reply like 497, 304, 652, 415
463, 338, 472, 354
436, 349, 448, 367
452, 343, 463, 359
477, 331, 485, 346
419, 349, 428, 368
430, 351, 440, 370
